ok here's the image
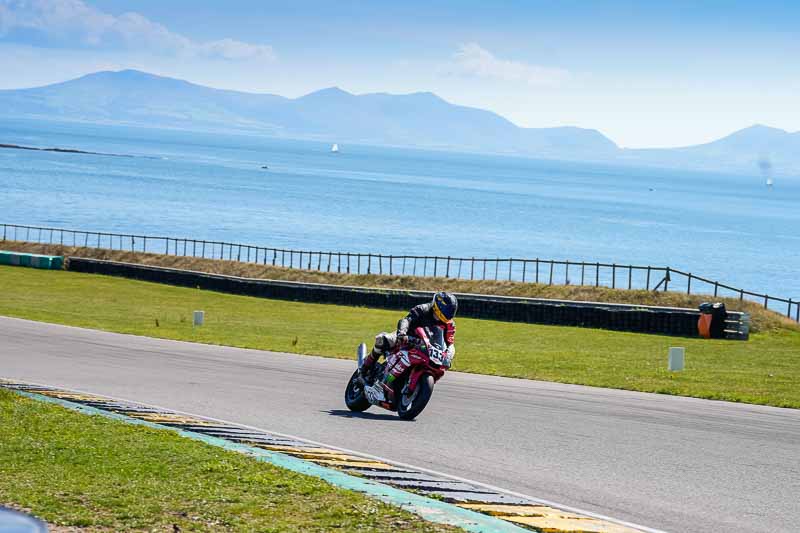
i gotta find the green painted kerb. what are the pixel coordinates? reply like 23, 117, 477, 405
0, 251, 63, 270
7, 387, 526, 533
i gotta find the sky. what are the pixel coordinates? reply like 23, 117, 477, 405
0, 0, 798, 148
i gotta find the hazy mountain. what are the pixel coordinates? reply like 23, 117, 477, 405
1, 70, 798, 175
624, 124, 800, 176
0, 69, 616, 158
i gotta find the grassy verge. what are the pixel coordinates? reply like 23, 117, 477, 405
4, 240, 795, 333
0, 387, 456, 532
1, 265, 798, 408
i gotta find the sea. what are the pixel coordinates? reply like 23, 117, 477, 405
1, 117, 798, 302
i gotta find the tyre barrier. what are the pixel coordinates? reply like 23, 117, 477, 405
67, 257, 749, 339
0, 250, 64, 270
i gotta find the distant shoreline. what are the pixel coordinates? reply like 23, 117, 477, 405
0, 143, 134, 158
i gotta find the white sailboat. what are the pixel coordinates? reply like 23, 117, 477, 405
330, 143, 339, 153
766, 177, 774, 188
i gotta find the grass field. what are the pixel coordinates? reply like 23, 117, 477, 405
0, 388, 456, 532
4, 240, 796, 333
1, 265, 798, 408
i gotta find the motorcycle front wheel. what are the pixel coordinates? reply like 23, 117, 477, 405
344, 370, 371, 412
397, 374, 434, 420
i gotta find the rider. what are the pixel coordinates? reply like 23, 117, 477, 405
360, 291, 458, 379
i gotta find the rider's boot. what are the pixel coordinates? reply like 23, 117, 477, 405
358, 349, 380, 383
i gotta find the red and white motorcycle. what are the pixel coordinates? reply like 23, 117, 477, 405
344, 325, 450, 420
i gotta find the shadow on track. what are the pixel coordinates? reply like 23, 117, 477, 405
324, 409, 404, 421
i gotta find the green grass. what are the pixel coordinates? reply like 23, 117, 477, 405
1, 265, 799, 408
5, 239, 797, 333
0, 387, 457, 532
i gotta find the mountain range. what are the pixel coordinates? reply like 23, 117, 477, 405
1, 69, 797, 176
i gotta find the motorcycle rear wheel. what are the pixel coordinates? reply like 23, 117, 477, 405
345, 370, 371, 412
397, 374, 434, 420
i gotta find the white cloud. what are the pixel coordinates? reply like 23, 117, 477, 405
0, 0, 275, 61
449, 43, 567, 87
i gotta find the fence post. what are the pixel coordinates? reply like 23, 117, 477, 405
687, 274, 692, 294
457, 258, 463, 279
367, 254, 371, 274
565, 261, 570, 284
317, 252, 322, 270
390, 255, 394, 276
508, 259, 512, 281
788, 298, 793, 318
379, 254, 383, 275
595, 262, 600, 287
494, 259, 499, 280
612, 264, 616, 289
1, 224, 5, 241
714, 281, 719, 297
763, 294, 768, 308
433, 257, 438, 277
446, 256, 450, 278
413, 257, 417, 276
470, 258, 475, 280
580, 263, 585, 285
628, 266, 632, 290
327, 252, 332, 272
535, 259, 540, 283
548, 261, 554, 285
402, 256, 406, 275
646, 266, 651, 290
482, 260, 487, 280
664, 267, 670, 291
796, 301, 799, 322
522, 261, 527, 282
739, 289, 743, 301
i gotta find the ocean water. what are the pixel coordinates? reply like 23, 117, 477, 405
1, 117, 799, 301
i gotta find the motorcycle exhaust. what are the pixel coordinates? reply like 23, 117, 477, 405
357, 343, 368, 368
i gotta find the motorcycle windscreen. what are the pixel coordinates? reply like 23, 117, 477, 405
428, 325, 447, 351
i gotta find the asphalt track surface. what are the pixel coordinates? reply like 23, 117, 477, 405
2, 317, 798, 533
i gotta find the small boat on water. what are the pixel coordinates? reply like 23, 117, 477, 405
766, 177, 774, 188
331, 143, 340, 153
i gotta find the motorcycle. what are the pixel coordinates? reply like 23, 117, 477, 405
344, 325, 450, 420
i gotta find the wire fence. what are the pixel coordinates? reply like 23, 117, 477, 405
3, 222, 798, 322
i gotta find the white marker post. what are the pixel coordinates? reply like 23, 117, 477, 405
668, 347, 685, 371
193, 310, 204, 327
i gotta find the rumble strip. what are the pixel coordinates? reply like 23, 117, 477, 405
1, 380, 660, 533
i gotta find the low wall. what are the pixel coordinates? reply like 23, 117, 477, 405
67, 257, 749, 339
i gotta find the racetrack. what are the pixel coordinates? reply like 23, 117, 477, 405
2, 316, 797, 533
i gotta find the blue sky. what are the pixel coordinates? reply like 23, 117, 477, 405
1, 0, 798, 147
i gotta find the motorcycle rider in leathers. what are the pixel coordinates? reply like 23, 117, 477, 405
359, 291, 458, 382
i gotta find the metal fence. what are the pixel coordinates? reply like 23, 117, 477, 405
3, 222, 798, 322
